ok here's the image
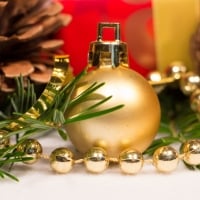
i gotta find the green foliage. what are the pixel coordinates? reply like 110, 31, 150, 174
1, 72, 200, 181
145, 86, 200, 169
0, 70, 123, 181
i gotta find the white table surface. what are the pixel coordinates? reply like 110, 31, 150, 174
1, 131, 199, 200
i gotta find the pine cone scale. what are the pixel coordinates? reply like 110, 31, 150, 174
1, 61, 34, 78
17, 24, 44, 40
0, 0, 72, 94
39, 40, 64, 51
13, 1, 63, 31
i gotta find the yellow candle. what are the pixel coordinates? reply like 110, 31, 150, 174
152, 0, 200, 72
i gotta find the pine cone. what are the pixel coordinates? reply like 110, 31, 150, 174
0, 0, 72, 92
191, 24, 200, 74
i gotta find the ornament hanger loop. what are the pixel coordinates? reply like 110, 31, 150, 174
89, 22, 128, 67
97, 22, 120, 41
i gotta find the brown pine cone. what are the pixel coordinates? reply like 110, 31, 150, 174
0, 0, 72, 92
191, 23, 200, 74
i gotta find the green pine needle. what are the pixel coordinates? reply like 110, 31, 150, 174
0, 169, 19, 182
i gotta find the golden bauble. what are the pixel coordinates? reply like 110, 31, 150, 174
153, 146, 179, 173
119, 149, 143, 174
49, 147, 74, 173
66, 66, 160, 157
17, 138, 42, 164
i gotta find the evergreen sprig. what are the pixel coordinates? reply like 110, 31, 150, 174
145, 86, 200, 170
0, 70, 123, 181
1, 72, 200, 181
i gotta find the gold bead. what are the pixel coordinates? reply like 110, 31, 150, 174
153, 146, 179, 173
119, 149, 143, 174
166, 61, 187, 80
148, 71, 163, 82
49, 147, 74, 174
182, 139, 200, 165
180, 72, 200, 95
147, 71, 166, 93
0, 130, 9, 149
17, 139, 42, 164
190, 89, 200, 112
84, 147, 109, 173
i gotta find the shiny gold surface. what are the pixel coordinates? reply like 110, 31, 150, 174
17, 139, 42, 164
148, 63, 188, 87
50, 147, 74, 173
153, 146, 179, 173
0, 130, 9, 149
182, 139, 200, 165
24, 55, 72, 119
119, 149, 143, 174
148, 76, 175, 86
148, 71, 168, 93
166, 62, 187, 80
66, 66, 160, 157
84, 147, 109, 173
6, 55, 72, 131
88, 23, 128, 68
66, 23, 160, 157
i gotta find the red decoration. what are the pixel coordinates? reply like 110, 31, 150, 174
56, 0, 155, 77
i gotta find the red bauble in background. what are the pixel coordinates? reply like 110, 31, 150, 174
56, 0, 155, 76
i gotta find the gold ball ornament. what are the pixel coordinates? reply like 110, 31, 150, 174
84, 147, 109, 173
119, 149, 144, 174
153, 146, 179, 173
65, 23, 160, 157
49, 147, 74, 174
182, 139, 200, 166
66, 67, 160, 157
0, 130, 9, 149
17, 139, 42, 164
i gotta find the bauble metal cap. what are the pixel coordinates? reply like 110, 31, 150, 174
88, 22, 128, 67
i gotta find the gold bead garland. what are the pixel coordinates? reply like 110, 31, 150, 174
149, 62, 200, 115
4, 137, 199, 175
1, 63, 200, 175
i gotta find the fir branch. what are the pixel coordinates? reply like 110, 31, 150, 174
0, 70, 123, 181
10, 76, 36, 114
145, 86, 200, 170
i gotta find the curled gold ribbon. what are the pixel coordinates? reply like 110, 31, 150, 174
8, 55, 72, 131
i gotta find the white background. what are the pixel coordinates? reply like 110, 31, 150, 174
1, 131, 200, 200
